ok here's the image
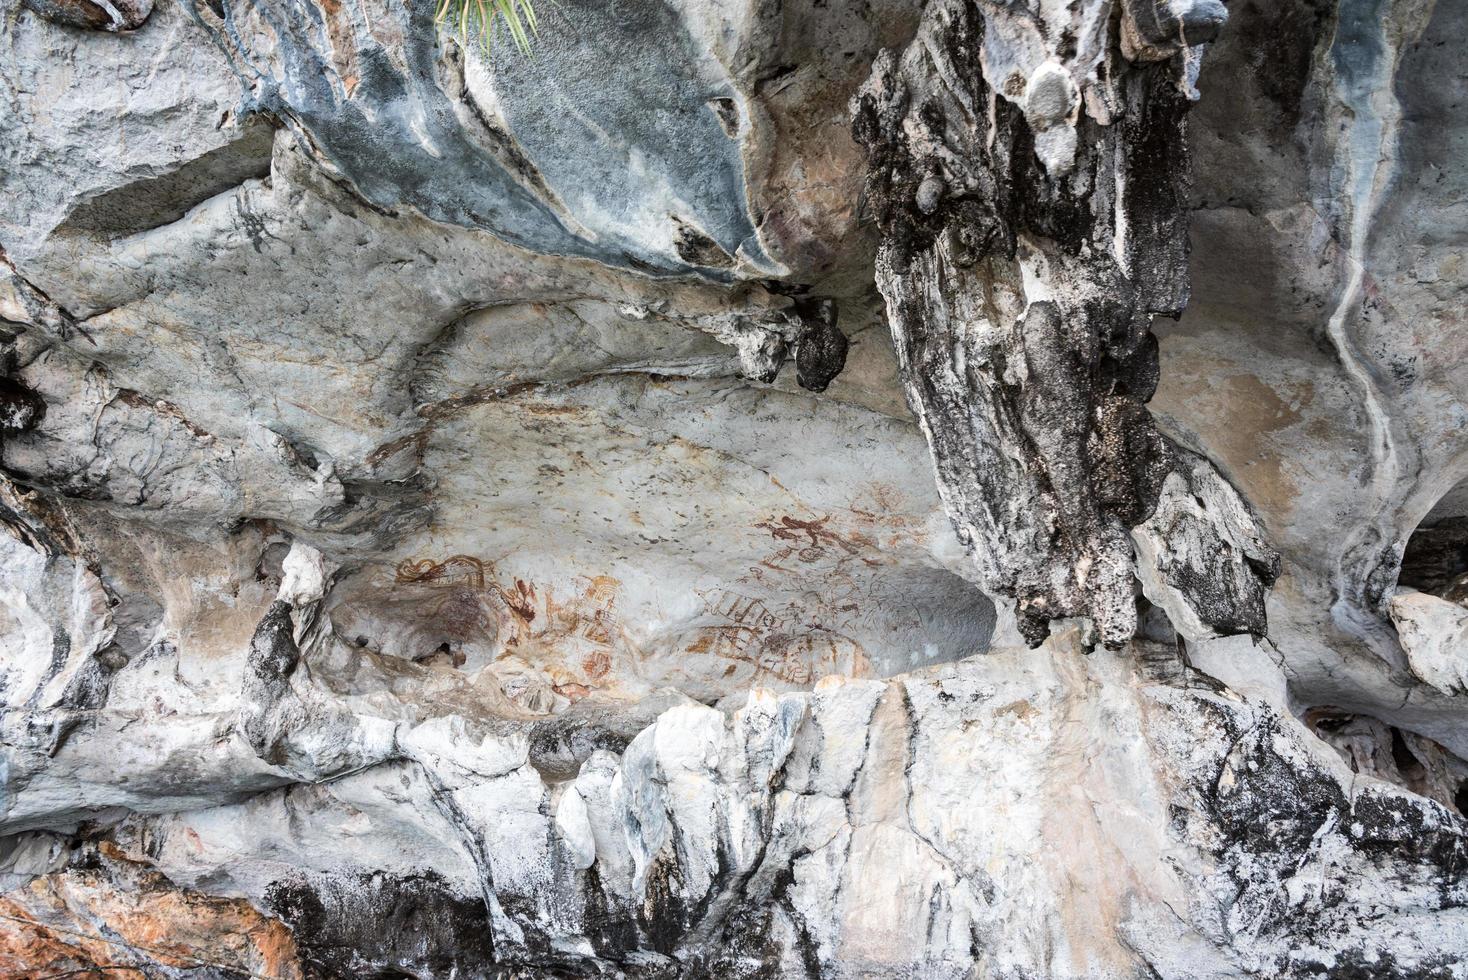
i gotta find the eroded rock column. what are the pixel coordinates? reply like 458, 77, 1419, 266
852, 0, 1275, 647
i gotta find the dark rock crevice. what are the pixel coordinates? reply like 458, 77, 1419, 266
55, 121, 276, 242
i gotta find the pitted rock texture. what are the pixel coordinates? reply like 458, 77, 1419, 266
0, 0, 1466, 976
850, 0, 1278, 650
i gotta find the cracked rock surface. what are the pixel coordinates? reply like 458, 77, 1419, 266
0, 0, 1465, 976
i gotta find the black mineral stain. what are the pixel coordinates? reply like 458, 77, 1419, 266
0, 375, 46, 434
672, 217, 737, 269
1398, 516, 1468, 596
266, 869, 495, 979
1227, 0, 1336, 127
21, 0, 151, 30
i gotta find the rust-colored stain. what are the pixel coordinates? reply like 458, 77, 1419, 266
522, 402, 585, 417
506, 579, 537, 622
995, 699, 1036, 720
851, 481, 918, 525
367, 429, 428, 468
578, 576, 620, 645
391, 546, 880, 692
317, 0, 360, 97
581, 649, 612, 680
397, 554, 491, 590
395, 556, 535, 622
686, 623, 868, 686
113, 388, 214, 440
1207, 373, 1314, 518
707, 590, 783, 632
0, 843, 302, 978
415, 381, 542, 422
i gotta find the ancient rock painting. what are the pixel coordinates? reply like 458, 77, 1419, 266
392, 556, 626, 697
393, 556, 510, 643
395, 555, 538, 635
392, 519, 901, 696
690, 587, 870, 687
752, 513, 876, 569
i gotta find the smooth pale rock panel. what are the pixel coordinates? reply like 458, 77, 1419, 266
1389, 589, 1468, 696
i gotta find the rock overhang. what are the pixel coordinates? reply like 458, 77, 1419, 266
0, 0, 1465, 974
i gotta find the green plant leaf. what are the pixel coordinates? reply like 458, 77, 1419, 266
435, 0, 538, 56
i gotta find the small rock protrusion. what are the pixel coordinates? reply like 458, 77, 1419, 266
915, 176, 945, 215
21, 0, 153, 31
671, 217, 736, 270
708, 98, 740, 138
740, 330, 788, 385
278, 540, 332, 608
1021, 62, 1080, 175
794, 299, 848, 393
1022, 62, 1077, 131
1120, 0, 1229, 63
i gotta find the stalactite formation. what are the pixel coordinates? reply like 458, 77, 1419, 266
852, 0, 1277, 648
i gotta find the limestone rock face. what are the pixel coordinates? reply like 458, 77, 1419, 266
0, 0, 1465, 976
850, 0, 1279, 650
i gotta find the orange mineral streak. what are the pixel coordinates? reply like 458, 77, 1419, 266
0, 845, 301, 979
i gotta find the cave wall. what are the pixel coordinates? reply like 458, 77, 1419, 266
0, 0, 1465, 975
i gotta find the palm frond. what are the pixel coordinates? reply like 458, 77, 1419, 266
434, 0, 538, 56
